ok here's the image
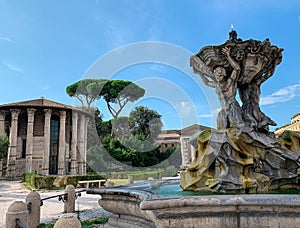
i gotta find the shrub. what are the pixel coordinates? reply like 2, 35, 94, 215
23, 173, 106, 189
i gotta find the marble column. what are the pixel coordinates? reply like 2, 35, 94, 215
58, 111, 66, 175
43, 109, 52, 175
77, 114, 85, 175
7, 109, 20, 178
25, 108, 36, 173
0, 111, 7, 135
83, 117, 90, 175
70, 112, 78, 175
190, 141, 196, 163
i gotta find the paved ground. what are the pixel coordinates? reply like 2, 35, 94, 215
0, 180, 112, 227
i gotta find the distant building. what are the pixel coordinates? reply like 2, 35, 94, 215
0, 97, 91, 178
156, 124, 210, 167
274, 112, 300, 136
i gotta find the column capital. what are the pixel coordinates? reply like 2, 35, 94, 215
0, 110, 8, 120
10, 109, 21, 115
44, 109, 52, 116
0, 110, 8, 115
60, 110, 67, 118
10, 109, 20, 120
27, 108, 36, 113
27, 108, 36, 119
72, 111, 78, 119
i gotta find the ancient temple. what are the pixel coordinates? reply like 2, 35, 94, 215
0, 97, 91, 178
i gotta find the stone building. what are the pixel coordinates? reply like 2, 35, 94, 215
0, 97, 91, 178
274, 112, 300, 136
156, 124, 210, 168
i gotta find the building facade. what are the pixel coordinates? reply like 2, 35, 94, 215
274, 112, 300, 136
156, 124, 210, 168
0, 97, 91, 178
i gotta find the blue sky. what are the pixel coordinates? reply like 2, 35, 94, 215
1, 0, 300, 131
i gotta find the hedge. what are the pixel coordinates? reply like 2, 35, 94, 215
23, 173, 106, 189
98, 168, 178, 183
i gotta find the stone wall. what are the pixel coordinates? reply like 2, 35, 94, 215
33, 136, 45, 158
33, 111, 44, 136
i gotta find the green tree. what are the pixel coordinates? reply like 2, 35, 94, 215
129, 106, 163, 141
100, 80, 145, 137
0, 134, 9, 160
113, 116, 131, 138
87, 108, 103, 150
66, 79, 108, 110
96, 120, 112, 139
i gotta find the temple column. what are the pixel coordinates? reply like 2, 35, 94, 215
25, 108, 36, 173
43, 109, 52, 175
7, 109, 20, 178
190, 142, 196, 162
77, 114, 85, 175
70, 112, 78, 175
83, 117, 90, 175
0, 111, 7, 135
58, 111, 66, 175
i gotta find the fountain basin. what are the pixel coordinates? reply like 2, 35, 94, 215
87, 179, 300, 228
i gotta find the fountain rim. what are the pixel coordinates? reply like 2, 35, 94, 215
87, 179, 300, 210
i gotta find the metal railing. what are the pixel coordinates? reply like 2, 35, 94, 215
40, 189, 86, 206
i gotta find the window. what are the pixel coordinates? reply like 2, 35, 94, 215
22, 139, 26, 159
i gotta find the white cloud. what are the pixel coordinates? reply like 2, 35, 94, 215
175, 101, 194, 117
198, 113, 213, 118
198, 108, 221, 118
41, 85, 50, 90
147, 23, 161, 41
3, 62, 24, 73
261, 82, 300, 105
0, 36, 12, 42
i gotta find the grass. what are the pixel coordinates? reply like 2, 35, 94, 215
38, 217, 109, 228
81, 218, 109, 227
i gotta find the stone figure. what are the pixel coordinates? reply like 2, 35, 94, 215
198, 47, 244, 129
181, 30, 300, 193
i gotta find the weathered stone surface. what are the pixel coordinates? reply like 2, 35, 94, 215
180, 128, 300, 193
88, 181, 300, 228
185, 30, 300, 193
53, 215, 81, 228
277, 130, 300, 154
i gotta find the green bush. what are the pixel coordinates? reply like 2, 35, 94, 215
35, 176, 56, 189
0, 133, 8, 160
98, 168, 178, 182
23, 173, 41, 189
23, 173, 106, 189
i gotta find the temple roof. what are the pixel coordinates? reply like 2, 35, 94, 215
0, 97, 91, 116
181, 124, 210, 134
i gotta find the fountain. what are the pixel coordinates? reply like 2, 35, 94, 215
87, 31, 300, 227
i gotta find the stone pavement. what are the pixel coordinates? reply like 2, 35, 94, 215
0, 180, 111, 227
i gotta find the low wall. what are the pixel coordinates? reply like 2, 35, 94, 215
87, 180, 300, 228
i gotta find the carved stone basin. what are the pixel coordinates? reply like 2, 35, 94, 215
87, 179, 300, 228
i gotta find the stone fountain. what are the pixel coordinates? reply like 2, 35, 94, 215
181, 29, 300, 193
87, 31, 300, 228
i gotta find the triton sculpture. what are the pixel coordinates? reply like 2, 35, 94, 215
181, 30, 300, 193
